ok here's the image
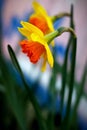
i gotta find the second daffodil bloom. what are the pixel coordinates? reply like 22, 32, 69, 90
29, 1, 54, 37
18, 21, 54, 71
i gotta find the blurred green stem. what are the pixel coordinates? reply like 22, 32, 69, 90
60, 36, 72, 116
60, 4, 75, 118
8, 45, 47, 130
70, 62, 87, 127
51, 12, 70, 22
62, 37, 77, 130
47, 58, 58, 130
0, 57, 27, 130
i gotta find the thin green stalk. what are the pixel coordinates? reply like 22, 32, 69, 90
70, 5, 75, 30
60, 4, 75, 119
63, 37, 77, 130
0, 58, 27, 130
51, 12, 70, 22
61, 5, 76, 130
8, 45, 47, 130
70, 62, 87, 127
47, 58, 58, 130
45, 26, 76, 44
46, 24, 76, 130
60, 37, 72, 116
45, 26, 76, 130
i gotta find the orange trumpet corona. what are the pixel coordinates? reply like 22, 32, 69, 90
29, 16, 49, 34
20, 40, 45, 63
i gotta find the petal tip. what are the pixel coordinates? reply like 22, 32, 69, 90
20, 21, 25, 26
18, 27, 22, 32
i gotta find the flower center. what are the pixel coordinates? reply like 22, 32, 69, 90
29, 16, 49, 34
20, 40, 45, 63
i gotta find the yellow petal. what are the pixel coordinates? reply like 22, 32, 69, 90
20, 21, 44, 37
41, 53, 47, 71
33, 1, 54, 33
31, 33, 54, 68
31, 33, 46, 46
33, 1, 47, 17
32, 1, 55, 47
45, 44, 54, 68
45, 16, 54, 32
18, 27, 31, 39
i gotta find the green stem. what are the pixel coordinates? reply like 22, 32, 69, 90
47, 58, 58, 130
63, 37, 77, 130
60, 36, 72, 116
51, 12, 70, 22
70, 62, 87, 127
0, 57, 27, 130
45, 26, 76, 44
8, 45, 47, 130
70, 5, 75, 30
61, 5, 76, 130
60, 4, 75, 119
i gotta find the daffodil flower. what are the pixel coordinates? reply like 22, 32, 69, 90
29, 1, 54, 42
28, 1, 70, 47
18, 21, 54, 71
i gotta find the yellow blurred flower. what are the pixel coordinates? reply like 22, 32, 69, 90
18, 21, 54, 71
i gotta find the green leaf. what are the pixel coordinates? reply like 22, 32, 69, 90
8, 45, 23, 76
65, 38, 77, 124
60, 5, 75, 116
47, 58, 58, 130
60, 36, 72, 115
70, 62, 87, 125
0, 58, 27, 130
7, 45, 47, 130
61, 5, 77, 130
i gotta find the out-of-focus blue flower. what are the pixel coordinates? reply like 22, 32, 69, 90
78, 116, 87, 130
0, 0, 5, 9
54, 42, 72, 61
54, 42, 66, 58
34, 84, 50, 107
54, 18, 64, 29
0, 0, 5, 33
3, 16, 20, 37
3, 12, 32, 37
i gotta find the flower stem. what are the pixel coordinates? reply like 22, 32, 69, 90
45, 26, 76, 44
62, 37, 77, 130
60, 36, 72, 116
51, 12, 70, 22
47, 58, 58, 130
60, 4, 75, 119
8, 45, 47, 130
70, 62, 87, 128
